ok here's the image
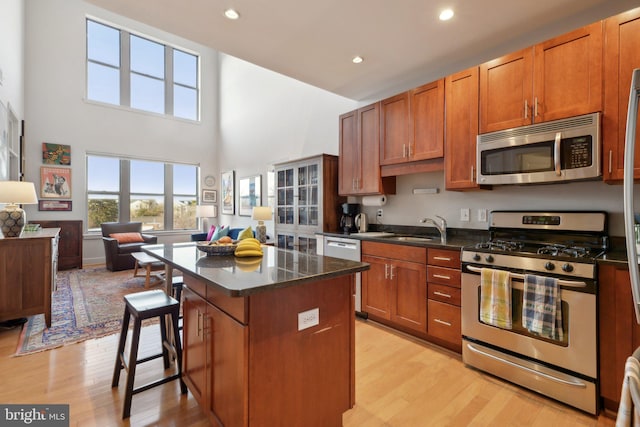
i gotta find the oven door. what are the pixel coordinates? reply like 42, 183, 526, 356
461, 266, 596, 379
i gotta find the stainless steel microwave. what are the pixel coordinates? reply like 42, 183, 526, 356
477, 112, 601, 185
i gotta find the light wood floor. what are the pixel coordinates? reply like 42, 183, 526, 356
0, 317, 616, 426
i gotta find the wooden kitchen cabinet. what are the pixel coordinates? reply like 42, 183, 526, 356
598, 263, 640, 414
445, 67, 481, 190
32, 220, 82, 270
379, 80, 445, 175
479, 21, 603, 134
361, 241, 427, 336
603, 8, 640, 182
426, 248, 462, 353
339, 103, 396, 196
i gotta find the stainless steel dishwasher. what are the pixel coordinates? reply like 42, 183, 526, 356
323, 235, 363, 315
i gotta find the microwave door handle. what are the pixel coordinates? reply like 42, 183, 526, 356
554, 132, 562, 176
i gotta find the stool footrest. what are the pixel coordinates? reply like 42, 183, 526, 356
137, 352, 166, 365
132, 374, 182, 396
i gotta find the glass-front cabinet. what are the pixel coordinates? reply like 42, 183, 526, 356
274, 154, 343, 254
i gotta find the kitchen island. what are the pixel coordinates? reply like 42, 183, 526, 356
142, 242, 369, 427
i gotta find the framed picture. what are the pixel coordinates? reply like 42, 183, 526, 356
221, 170, 235, 215
40, 166, 71, 198
239, 174, 262, 216
42, 142, 71, 165
202, 189, 217, 203
38, 200, 72, 211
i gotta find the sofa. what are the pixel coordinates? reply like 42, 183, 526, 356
101, 222, 158, 271
191, 227, 253, 242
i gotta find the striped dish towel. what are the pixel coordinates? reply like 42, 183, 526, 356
522, 274, 563, 341
617, 356, 640, 427
480, 268, 512, 329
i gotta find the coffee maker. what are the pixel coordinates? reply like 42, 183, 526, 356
340, 203, 360, 234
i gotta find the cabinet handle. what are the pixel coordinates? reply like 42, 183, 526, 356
197, 310, 203, 340
470, 165, 475, 182
434, 318, 452, 327
390, 265, 396, 280
408, 144, 412, 158
608, 150, 612, 174
402, 144, 407, 158
524, 99, 528, 119
433, 274, 451, 280
534, 97, 539, 117
385, 264, 389, 279
433, 256, 452, 261
433, 291, 452, 298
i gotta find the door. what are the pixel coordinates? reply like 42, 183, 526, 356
391, 259, 427, 334
411, 79, 445, 161
182, 288, 209, 407
380, 92, 410, 165
358, 102, 383, 194
339, 110, 359, 194
361, 255, 391, 319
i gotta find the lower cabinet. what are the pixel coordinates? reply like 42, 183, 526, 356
362, 242, 427, 336
426, 248, 462, 352
598, 263, 640, 414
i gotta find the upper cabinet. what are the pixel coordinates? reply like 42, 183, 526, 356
445, 67, 481, 190
379, 80, 445, 170
603, 8, 640, 182
480, 22, 603, 134
339, 103, 396, 196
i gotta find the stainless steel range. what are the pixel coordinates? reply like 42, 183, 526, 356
461, 211, 607, 415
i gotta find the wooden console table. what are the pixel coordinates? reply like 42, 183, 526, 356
0, 228, 59, 327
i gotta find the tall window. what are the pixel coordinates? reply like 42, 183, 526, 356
87, 154, 198, 231
86, 18, 200, 121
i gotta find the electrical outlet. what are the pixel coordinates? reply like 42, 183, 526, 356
478, 209, 487, 222
460, 208, 470, 222
298, 308, 319, 331
377, 209, 383, 218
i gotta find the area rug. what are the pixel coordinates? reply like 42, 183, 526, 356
14, 267, 160, 356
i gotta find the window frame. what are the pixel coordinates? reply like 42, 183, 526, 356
86, 153, 200, 233
85, 16, 201, 121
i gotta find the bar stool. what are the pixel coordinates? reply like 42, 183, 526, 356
112, 289, 187, 419
171, 276, 184, 331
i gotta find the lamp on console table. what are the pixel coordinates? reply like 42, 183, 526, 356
252, 206, 272, 244
196, 204, 217, 232
0, 181, 38, 238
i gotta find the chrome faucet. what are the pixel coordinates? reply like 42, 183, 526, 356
419, 215, 447, 244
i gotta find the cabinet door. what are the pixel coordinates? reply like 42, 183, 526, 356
358, 103, 384, 194
411, 79, 445, 161
380, 92, 410, 165
479, 47, 534, 134
604, 8, 640, 182
338, 110, 359, 195
182, 288, 209, 407
598, 263, 640, 411
445, 67, 481, 190
361, 255, 391, 319
391, 260, 427, 334
533, 21, 603, 123
275, 167, 295, 227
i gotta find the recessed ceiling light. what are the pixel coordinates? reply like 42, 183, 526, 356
224, 8, 240, 20
439, 9, 454, 21
352, 56, 364, 64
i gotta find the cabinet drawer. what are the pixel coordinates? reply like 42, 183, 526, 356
428, 248, 460, 268
362, 241, 426, 264
428, 300, 461, 345
428, 283, 461, 306
427, 266, 460, 287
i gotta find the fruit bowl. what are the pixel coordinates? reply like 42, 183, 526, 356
196, 241, 237, 256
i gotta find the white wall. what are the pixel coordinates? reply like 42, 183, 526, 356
24, 0, 218, 264
0, 0, 25, 119
216, 53, 357, 234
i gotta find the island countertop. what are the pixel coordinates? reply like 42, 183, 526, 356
142, 242, 370, 297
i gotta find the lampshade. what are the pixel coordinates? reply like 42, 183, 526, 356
196, 205, 217, 218
251, 206, 272, 222
0, 181, 38, 238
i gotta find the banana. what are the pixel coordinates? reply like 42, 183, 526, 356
234, 249, 264, 258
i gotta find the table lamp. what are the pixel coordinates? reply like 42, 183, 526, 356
0, 181, 39, 238
252, 206, 272, 243
196, 205, 217, 232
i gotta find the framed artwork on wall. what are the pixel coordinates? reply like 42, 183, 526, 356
202, 189, 217, 203
221, 170, 235, 215
40, 166, 71, 198
239, 175, 262, 216
42, 142, 71, 165
39, 200, 72, 211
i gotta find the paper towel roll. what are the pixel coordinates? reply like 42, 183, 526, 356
361, 195, 387, 206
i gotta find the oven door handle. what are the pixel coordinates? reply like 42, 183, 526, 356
466, 265, 587, 288
465, 342, 587, 388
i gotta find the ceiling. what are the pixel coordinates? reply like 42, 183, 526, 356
85, 0, 637, 102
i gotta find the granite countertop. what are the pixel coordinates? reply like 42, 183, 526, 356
143, 242, 369, 297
